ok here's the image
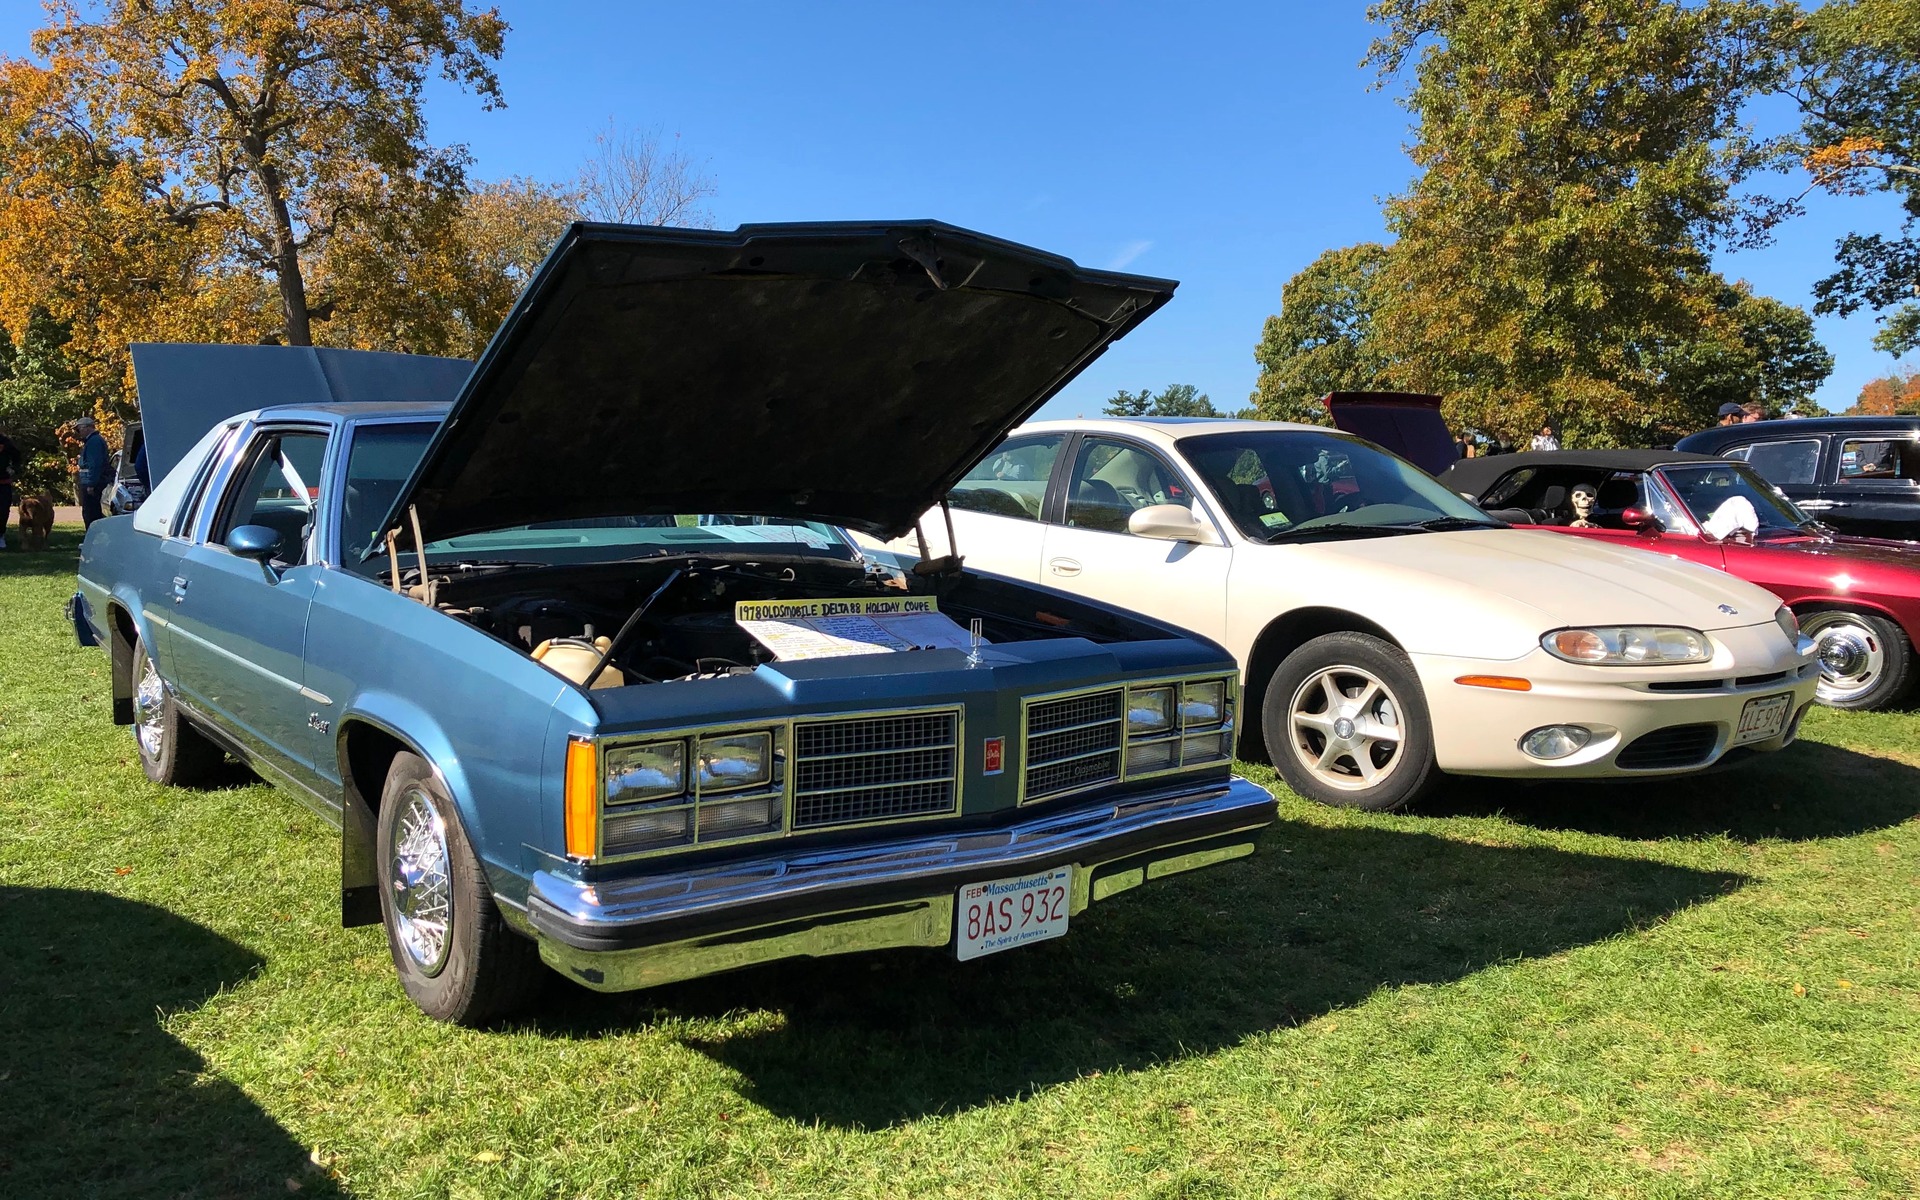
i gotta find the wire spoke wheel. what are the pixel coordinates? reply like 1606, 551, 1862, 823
1288, 663, 1405, 791
132, 653, 166, 760
388, 787, 454, 976
1802, 612, 1887, 706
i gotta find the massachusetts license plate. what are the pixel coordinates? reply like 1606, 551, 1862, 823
955, 867, 1071, 961
1734, 692, 1793, 745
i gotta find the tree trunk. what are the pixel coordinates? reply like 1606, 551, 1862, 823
259, 168, 313, 346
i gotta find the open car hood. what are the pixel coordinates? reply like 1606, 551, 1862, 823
1322, 391, 1458, 477
130, 344, 472, 483
379, 221, 1177, 544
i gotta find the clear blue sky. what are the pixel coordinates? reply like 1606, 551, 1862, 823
3, 1, 1909, 416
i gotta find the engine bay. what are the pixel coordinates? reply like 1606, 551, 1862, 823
419, 554, 1159, 689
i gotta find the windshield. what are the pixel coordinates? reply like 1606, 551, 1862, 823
1179, 429, 1499, 540
1659, 462, 1812, 535
340, 423, 860, 574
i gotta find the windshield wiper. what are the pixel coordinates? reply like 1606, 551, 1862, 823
1263, 524, 1421, 544
1402, 516, 1506, 531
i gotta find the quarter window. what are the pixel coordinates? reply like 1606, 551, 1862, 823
948, 434, 1063, 522
1725, 438, 1821, 486
1063, 438, 1191, 533
1838, 438, 1919, 483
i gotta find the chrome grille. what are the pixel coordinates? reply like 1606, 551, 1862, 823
792, 710, 959, 829
1024, 689, 1123, 801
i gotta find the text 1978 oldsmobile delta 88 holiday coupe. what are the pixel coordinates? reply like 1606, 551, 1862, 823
70, 221, 1277, 1025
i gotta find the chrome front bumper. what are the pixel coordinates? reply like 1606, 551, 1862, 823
526, 776, 1277, 992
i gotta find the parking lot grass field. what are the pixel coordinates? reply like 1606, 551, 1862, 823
4, 525, 1919, 1198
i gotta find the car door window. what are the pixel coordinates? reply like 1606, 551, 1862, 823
217, 431, 330, 565
1838, 438, 1918, 484
1725, 438, 1822, 487
1063, 438, 1190, 533
948, 434, 1063, 522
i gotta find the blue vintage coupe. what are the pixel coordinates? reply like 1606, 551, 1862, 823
70, 221, 1277, 1025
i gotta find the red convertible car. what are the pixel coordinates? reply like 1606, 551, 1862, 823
1328, 394, 1920, 710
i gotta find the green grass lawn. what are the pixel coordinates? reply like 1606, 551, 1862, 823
3, 524, 1918, 1198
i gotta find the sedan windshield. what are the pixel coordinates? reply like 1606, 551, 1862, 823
1659, 462, 1813, 536
340, 424, 860, 573
1179, 429, 1500, 541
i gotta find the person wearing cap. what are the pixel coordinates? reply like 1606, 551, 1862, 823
1714, 401, 1746, 428
74, 416, 111, 526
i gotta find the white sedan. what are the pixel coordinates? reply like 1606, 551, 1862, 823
864, 418, 1820, 810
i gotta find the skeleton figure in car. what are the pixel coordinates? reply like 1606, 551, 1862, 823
1567, 482, 1598, 528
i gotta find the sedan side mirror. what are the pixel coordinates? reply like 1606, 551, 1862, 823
226, 524, 284, 562
1620, 507, 1665, 536
1128, 504, 1221, 545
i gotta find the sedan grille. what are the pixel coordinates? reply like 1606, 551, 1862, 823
792, 710, 959, 829
1616, 724, 1719, 770
1024, 688, 1124, 801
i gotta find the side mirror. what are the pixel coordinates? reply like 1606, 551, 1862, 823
1128, 504, 1220, 545
1620, 507, 1664, 535
226, 524, 283, 562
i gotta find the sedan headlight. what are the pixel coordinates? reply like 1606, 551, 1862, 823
1127, 686, 1175, 734
604, 740, 687, 806
1774, 605, 1799, 643
1181, 680, 1228, 726
696, 731, 773, 793
1542, 626, 1711, 665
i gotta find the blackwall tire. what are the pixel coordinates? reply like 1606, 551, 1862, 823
129, 634, 224, 787
1261, 631, 1439, 812
375, 752, 545, 1026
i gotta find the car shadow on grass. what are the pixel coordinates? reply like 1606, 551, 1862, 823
0, 887, 347, 1197
0, 526, 85, 580
1421, 740, 1920, 842
523, 821, 1744, 1129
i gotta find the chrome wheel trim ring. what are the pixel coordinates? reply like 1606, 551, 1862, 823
388, 786, 454, 975
1287, 663, 1406, 792
1801, 612, 1885, 705
133, 653, 166, 760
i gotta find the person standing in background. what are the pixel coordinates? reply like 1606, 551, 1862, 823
74, 416, 111, 526
0, 424, 20, 549
1529, 422, 1560, 452
1741, 402, 1764, 423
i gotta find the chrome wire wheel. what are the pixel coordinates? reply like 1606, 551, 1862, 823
1802, 611, 1886, 706
1288, 664, 1406, 791
388, 787, 454, 976
132, 652, 166, 760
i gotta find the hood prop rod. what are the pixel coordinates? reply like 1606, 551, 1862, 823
913, 499, 965, 577
582, 567, 684, 691
384, 528, 403, 594
407, 505, 437, 607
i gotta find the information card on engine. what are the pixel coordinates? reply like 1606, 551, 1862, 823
734, 597, 985, 661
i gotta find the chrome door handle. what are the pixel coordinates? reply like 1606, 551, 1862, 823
171, 576, 189, 605
1048, 557, 1082, 577
1796, 499, 1836, 510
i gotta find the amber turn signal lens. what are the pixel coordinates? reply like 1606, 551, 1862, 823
564, 737, 598, 859
1454, 675, 1533, 691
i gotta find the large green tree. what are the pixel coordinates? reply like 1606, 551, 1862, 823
1249, 243, 1393, 425
1363, 0, 1789, 445
1104, 383, 1249, 418
1787, 0, 1920, 356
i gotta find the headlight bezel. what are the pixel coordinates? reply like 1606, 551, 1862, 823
1121, 675, 1238, 781
590, 723, 789, 858
1540, 625, 1712, 666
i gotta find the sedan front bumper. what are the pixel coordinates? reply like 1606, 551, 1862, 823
524, 776, 1277, 992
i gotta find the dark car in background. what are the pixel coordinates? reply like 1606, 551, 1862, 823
1677, 417, 1920, 542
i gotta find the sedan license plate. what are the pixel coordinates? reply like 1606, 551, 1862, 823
1734, 692, 1793, 746
955, 867, 1071, 961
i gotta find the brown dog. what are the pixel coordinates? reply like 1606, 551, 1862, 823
16, 492, 54, 551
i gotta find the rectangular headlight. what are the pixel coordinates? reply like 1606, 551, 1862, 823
1127, 685, 1175, 735
1181, 680, 1228, 727
696, 731, 773, 793
605, 740, 687, 806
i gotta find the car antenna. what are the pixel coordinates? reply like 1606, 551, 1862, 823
912, 499, 965, 577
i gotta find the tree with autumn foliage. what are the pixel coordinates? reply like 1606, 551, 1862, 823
1849, 370, 1920, 415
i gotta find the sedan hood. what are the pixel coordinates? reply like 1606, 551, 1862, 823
382, 221, 1177, 544
1303, 528, 1781, 635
